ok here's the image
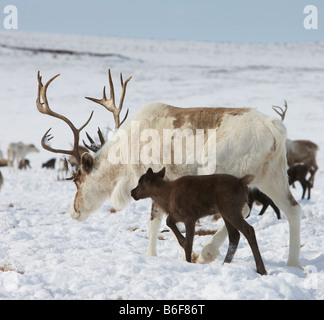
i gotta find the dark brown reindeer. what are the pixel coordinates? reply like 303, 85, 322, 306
18, 159, 31, 170
131, 168, 267, 275
288, 164, 311, 200
42, 158, 56, 169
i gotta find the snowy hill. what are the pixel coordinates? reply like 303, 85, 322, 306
0, 31, 324, 299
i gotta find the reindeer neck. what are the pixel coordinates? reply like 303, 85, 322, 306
98, 160, 132, 197
150, 179, 173, 213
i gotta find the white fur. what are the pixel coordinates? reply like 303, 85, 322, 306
69, 103, 302, 268
147, 211, 163, 256
110, 176, 133, 211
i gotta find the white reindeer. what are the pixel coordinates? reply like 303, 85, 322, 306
36, 70, 302, 269
7, 142, 39, 167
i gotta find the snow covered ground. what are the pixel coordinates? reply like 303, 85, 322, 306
0, 31, 324, 300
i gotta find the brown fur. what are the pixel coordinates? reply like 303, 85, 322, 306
42, 158, 56, 169
0, 158, 8, 167
18, 159, 31, 170
131, 168, 267, 275
169, 105, 251, 129
288, 164, 311, 200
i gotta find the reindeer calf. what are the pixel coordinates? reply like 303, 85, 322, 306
131, 168, 267, 275
18, 159, 31, 170
287, 164, 311, 200
42, 158, 56, 169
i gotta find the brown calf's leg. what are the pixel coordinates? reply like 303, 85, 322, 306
222, 218, 240, 264
225, 210, 267, 275
184, 220, 195, 263
166, 215, 186, 248
166, 215, 196, 263
307, 181, 311, 200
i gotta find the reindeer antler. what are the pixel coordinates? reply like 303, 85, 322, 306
83, 127, 105, 152
272, 100, 288, 121
36, 71, 93, 164
85, 69, 132, 130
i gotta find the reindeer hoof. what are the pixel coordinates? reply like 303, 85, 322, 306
196, 245, 220, 264
287, 260, 303, 270
257, 268, 268, 276
191, 252, 199, 263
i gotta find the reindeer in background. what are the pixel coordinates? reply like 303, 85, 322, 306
273, 102, 319, 190
7, 142, 39, 167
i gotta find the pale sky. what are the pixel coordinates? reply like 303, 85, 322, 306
2, 0, 323, 43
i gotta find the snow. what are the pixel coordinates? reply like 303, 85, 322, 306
0, 31, 324, 300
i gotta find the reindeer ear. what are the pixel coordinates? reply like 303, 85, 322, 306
81, 153, 94, 174
158, 167, 166, 178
